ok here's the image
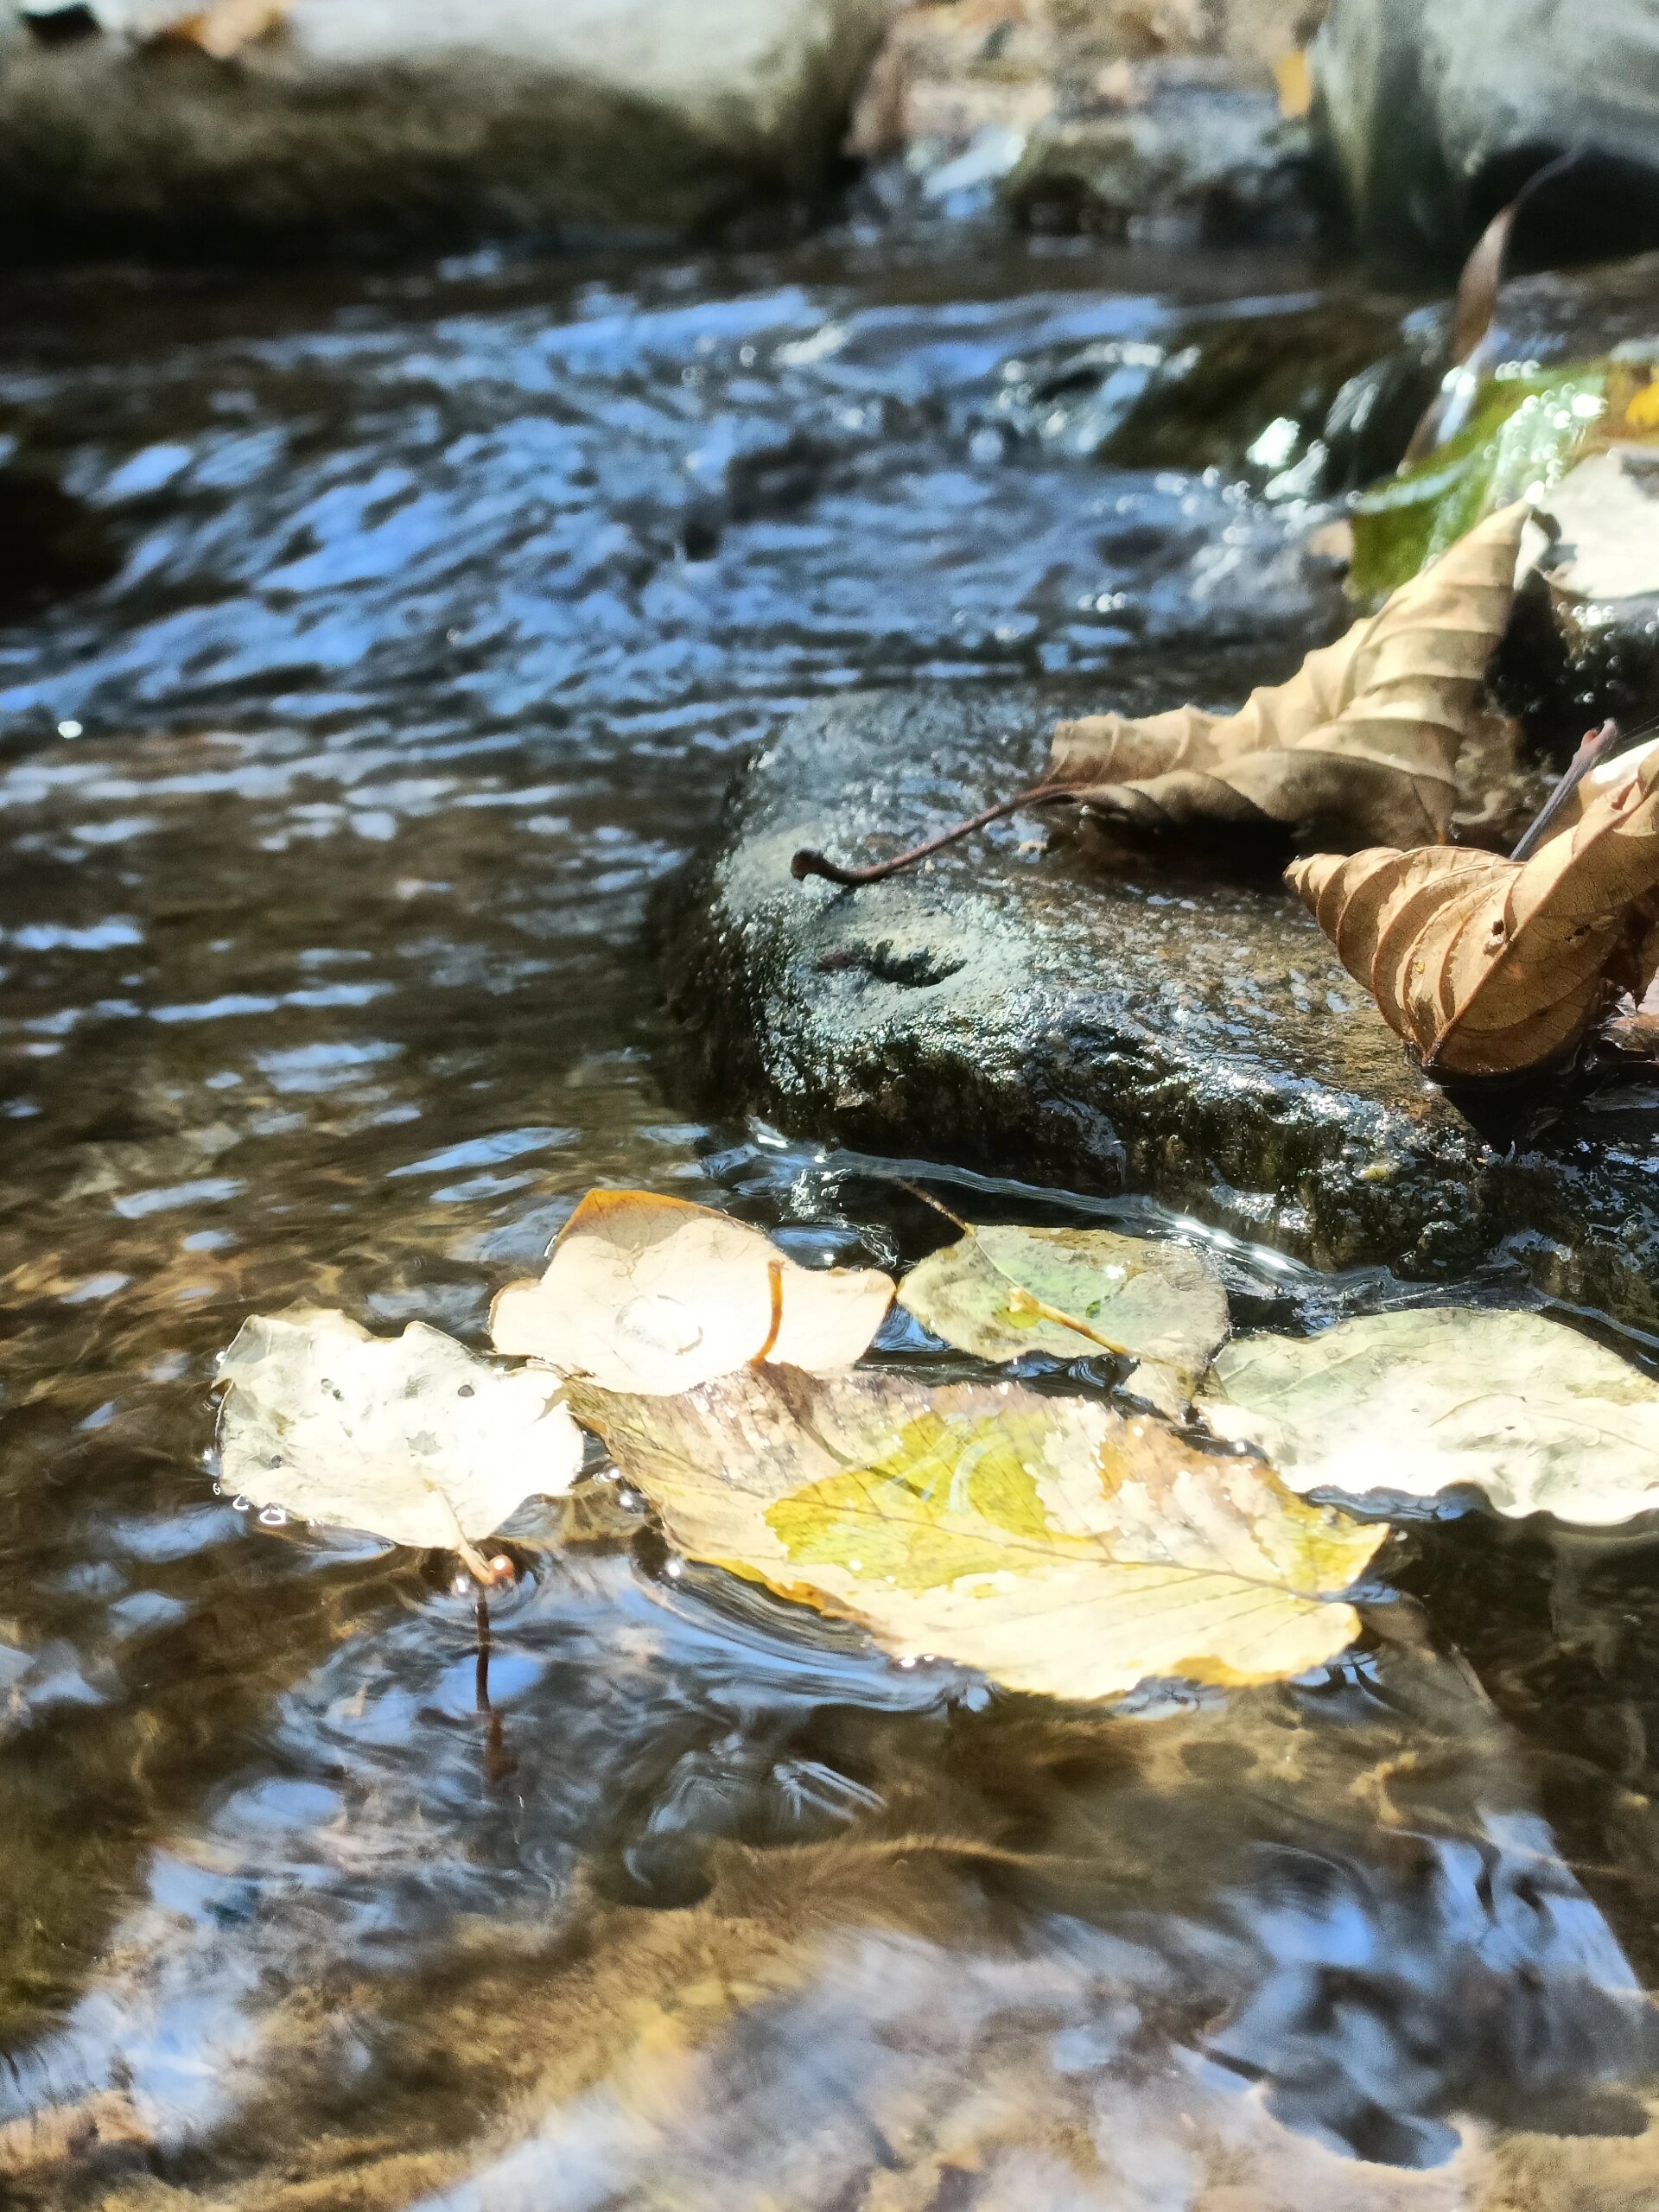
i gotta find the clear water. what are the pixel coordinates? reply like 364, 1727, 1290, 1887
0, 234, 1656, 2209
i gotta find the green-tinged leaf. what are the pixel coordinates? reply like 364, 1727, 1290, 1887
898, 1225, 1228, 1416
1351, 358, 1659, 597
217, 1308, 582, 1549
1203, 1308, 1659, 1525
570, 1368, 1384, 1701
490, 1188, 893, 1395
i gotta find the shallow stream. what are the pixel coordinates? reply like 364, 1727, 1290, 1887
1, 232, 1657, 2209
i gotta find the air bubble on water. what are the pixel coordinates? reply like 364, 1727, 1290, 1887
258, 1504, 288, 1527
617, 1486, 645, 1512
664, 1558, 684, 1579
457, 1383, 474, 1399
232, 1496, 251, 1512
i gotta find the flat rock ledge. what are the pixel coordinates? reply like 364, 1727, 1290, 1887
674, 685, 1659, 1331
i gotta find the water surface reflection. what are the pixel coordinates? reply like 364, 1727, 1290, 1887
0, 238, 1654, 2205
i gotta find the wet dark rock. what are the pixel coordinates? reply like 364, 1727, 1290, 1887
0, 0, 889, 260
0, 461, 118, 614
991, 289, 1428, 498
1491, 251, 1659, 364
676, 683, 1659, 1328
1313, 0, 1659, 264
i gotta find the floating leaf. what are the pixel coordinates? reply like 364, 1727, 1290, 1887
1288, 732, 1659, 1079
1352, 358, 1659, 598
570, 1368, 1384, 1700
1204, 1308, 1659, 1526
899, 1224, 1228, 1416
490, 1190, 893, 1395
217, 1309, 582, 1551
1047, 501, 1528, 851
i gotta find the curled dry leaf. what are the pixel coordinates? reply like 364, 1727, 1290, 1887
1289, 732, 1659, 1080
490, 1190, 893, 1395
1048, 501, 1529, 851
898, 1224, 1229, 1417
217, 1309, 582, 1551
1204, 1308, 1659, 1526
570, 1367, 1383, 1701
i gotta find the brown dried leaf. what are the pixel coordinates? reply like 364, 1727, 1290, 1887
144, 0, 288, 60
1049, 501, 1528, 851
490, 1190, 893, 1395
1288, 734, 1659, 1080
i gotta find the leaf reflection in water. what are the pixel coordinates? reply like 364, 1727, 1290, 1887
3, 1564, 1653, 2209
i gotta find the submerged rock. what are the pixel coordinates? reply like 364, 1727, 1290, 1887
0, 458, 118, 613
849, 0, 1325, 236
676, 684, 1659, 1329
1005, 59, 1315, 244
0, 0, 890, 257
1313, 0, 1659, 263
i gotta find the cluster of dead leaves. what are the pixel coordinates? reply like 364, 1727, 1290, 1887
216, 1188, 1659, 1709
219, 1189, 1388, 1702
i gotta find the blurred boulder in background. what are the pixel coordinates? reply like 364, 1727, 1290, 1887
0, 0, 894, 258
1313, 0, 1659, 264
849, 0, 1326, 237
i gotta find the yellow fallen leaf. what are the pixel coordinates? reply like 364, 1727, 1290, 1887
1289, 732, 1659, 1079
217, 1308, 582, 1552
1274, 48, 1313, 119
1205, 1307, 1659, 1525
1049, 501, 1529, 851
490, 1190, 893, 1395
570, 1368, 1384, 1701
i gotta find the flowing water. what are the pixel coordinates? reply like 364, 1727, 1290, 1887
1, 232, 1657, 2209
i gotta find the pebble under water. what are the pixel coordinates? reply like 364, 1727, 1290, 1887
1, 233, 1658, 2209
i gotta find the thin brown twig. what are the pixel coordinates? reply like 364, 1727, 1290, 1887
791, 777, 1084, 889
1509, 719, 1621, 862
896, 1178, 973, 1234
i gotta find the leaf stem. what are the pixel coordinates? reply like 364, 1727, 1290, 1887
455, 1532, 498, 1585
1509, 719, 1620, 862
474, 1592, 491, 1709
1004, 1284, 1132, 1359
791, 778, 1084, 889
